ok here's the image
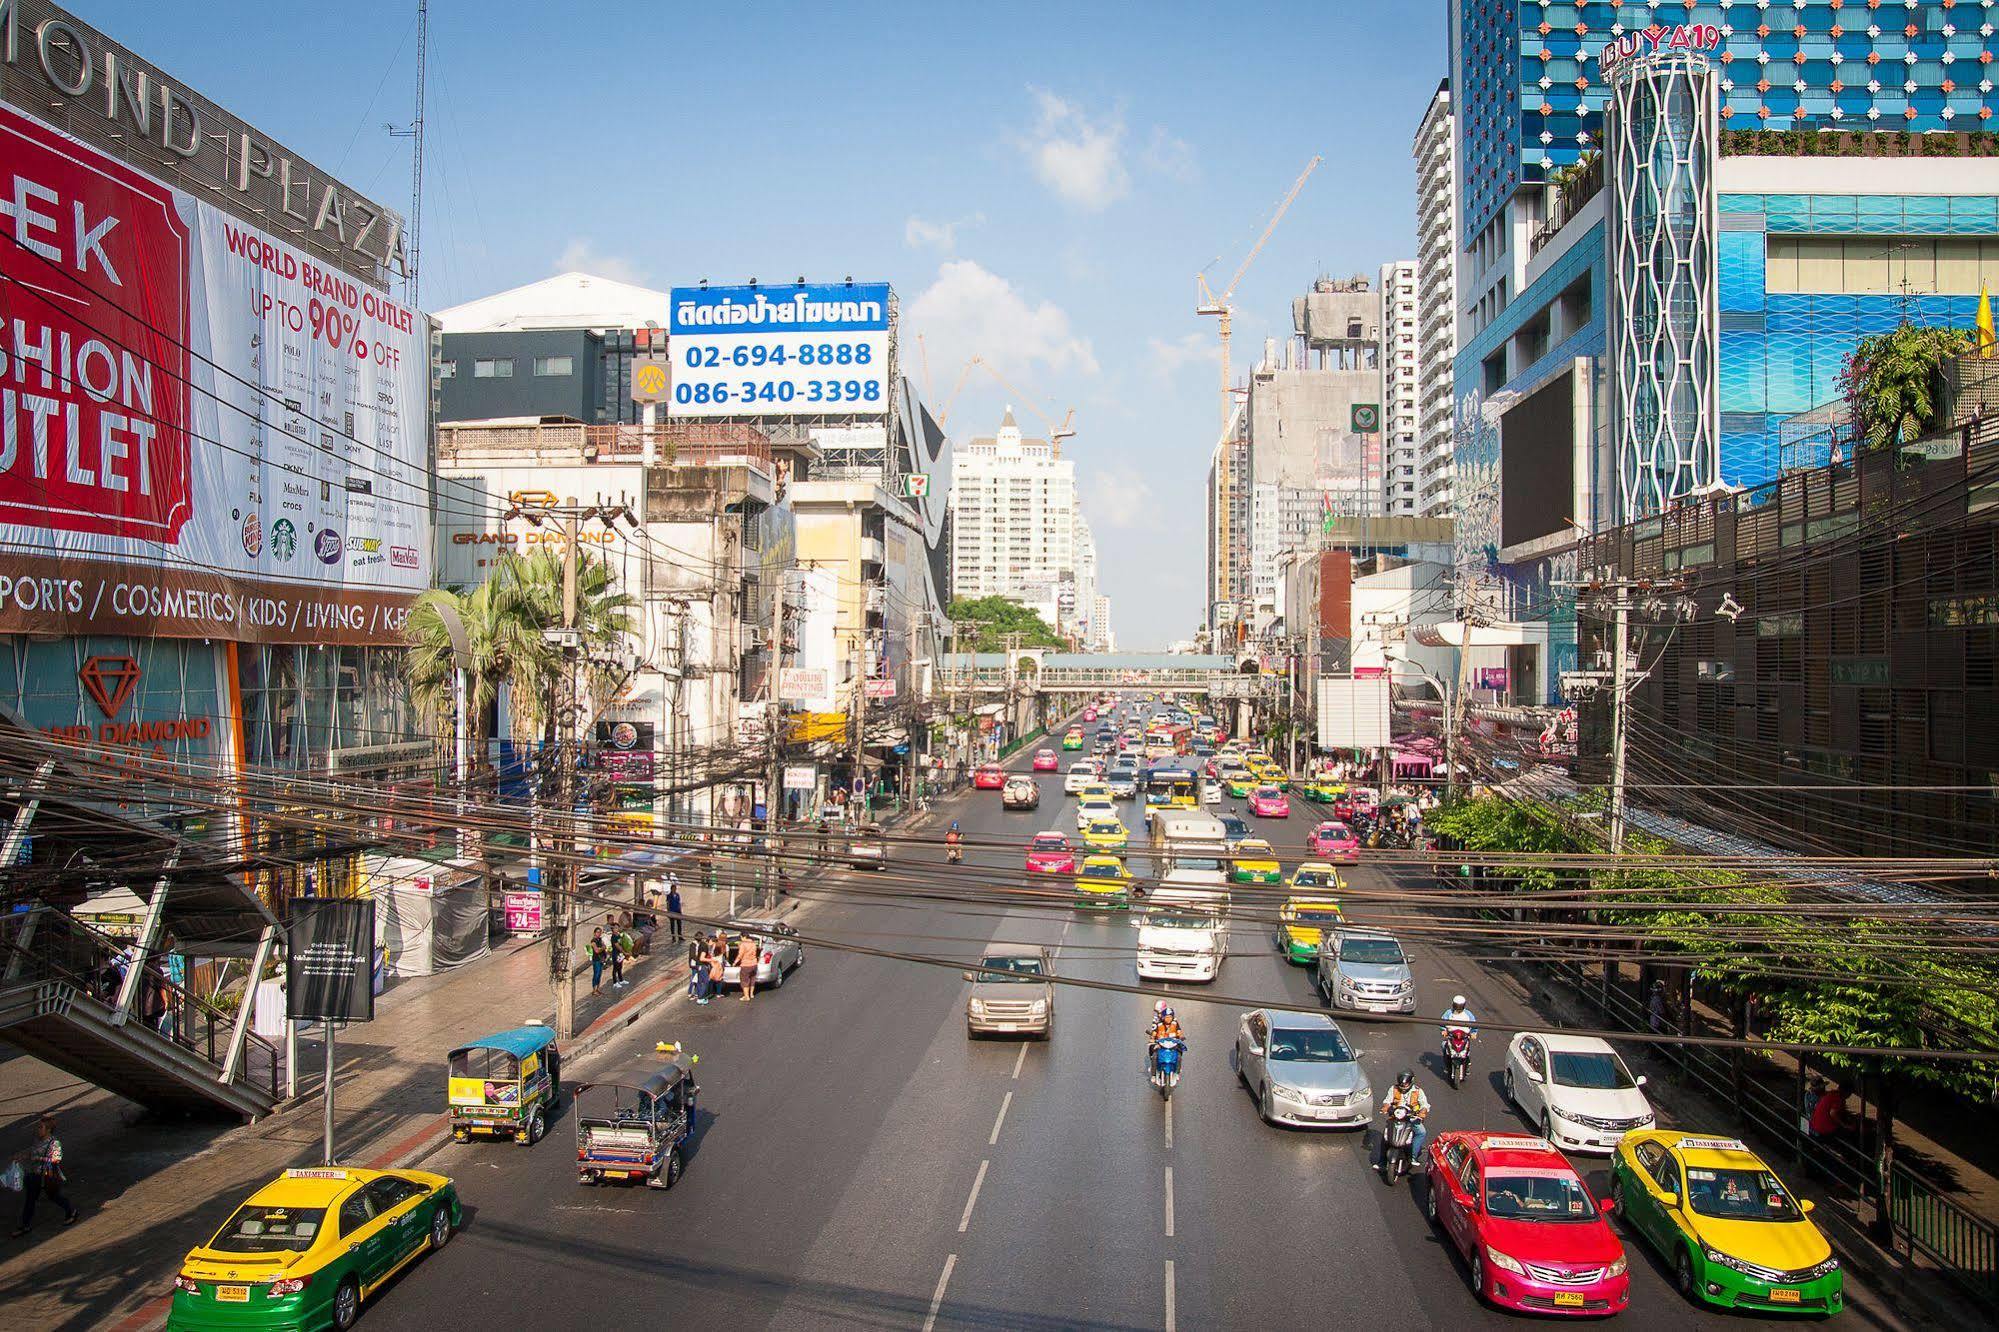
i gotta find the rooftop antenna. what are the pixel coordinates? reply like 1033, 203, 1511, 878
386, 0, 428, 306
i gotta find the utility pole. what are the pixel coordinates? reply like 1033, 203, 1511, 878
1447, 583, 1476, 801
764, 570, 786, 905
1607, 593, 1632, 859
850, 637, 867, 823
553, 506, 581, 1041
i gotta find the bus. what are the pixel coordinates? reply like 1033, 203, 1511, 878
1144, 722, 1190, 758
1142, 764, 1200, 814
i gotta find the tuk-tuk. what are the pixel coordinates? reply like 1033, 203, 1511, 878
575, 1061, 698, 1189
448, 1024, 562, 1146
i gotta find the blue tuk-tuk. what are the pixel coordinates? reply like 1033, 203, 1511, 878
448, 1023, 562, 1146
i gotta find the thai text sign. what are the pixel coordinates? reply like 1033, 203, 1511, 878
668, 282, 891, 419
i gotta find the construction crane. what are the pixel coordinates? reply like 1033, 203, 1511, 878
937, 355, 1078, 457
1195, 154, 1322, 431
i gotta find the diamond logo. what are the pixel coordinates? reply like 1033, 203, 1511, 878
79, 655, 141, 720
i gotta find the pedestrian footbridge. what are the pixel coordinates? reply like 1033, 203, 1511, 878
939, 652, 1273, 697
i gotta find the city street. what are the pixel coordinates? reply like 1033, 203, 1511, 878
380, 723, 1907, 1331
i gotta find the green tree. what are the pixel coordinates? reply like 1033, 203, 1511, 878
1841, 323, 1976, 451
946, 595, 1067, 652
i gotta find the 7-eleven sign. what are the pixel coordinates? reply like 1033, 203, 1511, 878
902, 474, 931, 499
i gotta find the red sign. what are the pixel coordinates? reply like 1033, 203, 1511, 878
1597, 23, 1722, 75
79, 655, 141, 718
0, 107, 192, 544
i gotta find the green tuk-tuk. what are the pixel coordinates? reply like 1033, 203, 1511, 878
448, 1023, 562, 1146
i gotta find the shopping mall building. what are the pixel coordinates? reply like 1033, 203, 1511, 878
1444, 2, 1999, 703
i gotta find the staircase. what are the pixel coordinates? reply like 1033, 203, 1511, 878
0, 910, 281, 1120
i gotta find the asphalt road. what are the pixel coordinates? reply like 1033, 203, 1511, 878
378, 712, 1910, 1331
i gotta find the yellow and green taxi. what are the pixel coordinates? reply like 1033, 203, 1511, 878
1297, 778, 1345, 804
1075, 854, 1134, 909
169, 1166, 459, 1331
1224, 773, 1258, 798
1061, 729, 1085, 750
1247, 761, 1288, 791
1230, 837, 1282, 884
1081, 817, 1129, 852
1286, 861, 1345, 895
1609, 1131, 1843, 1315
1273, 897, 1345, 964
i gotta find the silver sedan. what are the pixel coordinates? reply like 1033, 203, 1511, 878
719, 921, 804, 986
1232, 1008, 1371, 1128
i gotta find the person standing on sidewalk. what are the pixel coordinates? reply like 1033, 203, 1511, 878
686, 932, 706, 1003
12, 1115, 78, 1237
734, 932, 758, 1002
608, 923, 627, 989
588, 929, 608, 994
666, 876, 684, 943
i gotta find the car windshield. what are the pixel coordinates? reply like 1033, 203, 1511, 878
208, 1203, 327, 1253
1031, 836, 1067, 851
1484, 1173, 1599, 1222
1219, 817, 1248, 837
1550, 1050, 1637, 1090
1287, 908, 1340, 925
1684, 1167, 1804, 1221
1291, 871, 1335, 888
1320, 824, 1353, 840
1088, 821, 1121, 835
1149, 912, 1214, 929
978, 955, 1044, 981
1082, 864, 1123, 879
1339, 938, 1405, 964
1171, 856, 1224, 872
1255, 788, 1281, 800
1265, 1027, 1354, 1063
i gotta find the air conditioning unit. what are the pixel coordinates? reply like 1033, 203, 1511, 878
742, 627, 766, 650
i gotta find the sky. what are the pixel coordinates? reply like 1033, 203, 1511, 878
82, 0, 1450, 649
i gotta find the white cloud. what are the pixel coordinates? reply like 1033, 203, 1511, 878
553, 238, 645, 285
1146, 332, 1218, 378
1085, 464, 1157, 530
1019, 88, 1129, 212
904, 212, 985, 253
1142, 127, 1198, 182
905, 259, 1100, 379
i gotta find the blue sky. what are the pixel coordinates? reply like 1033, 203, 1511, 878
85, 1, 1449, 648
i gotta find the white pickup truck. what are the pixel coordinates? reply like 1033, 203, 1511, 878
1136, 884, 1229, 983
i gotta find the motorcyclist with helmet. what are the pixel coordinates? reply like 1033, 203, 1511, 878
1376, 1069, 1431, 1170
945, 821, 964, 864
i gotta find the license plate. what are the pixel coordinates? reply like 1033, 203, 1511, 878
215, 1285, 250, 1303
1366, 1004, 1391, 1013
611, 1170, 635, 1179
994, 1024, 1018, 1032
1553, 1292, 1585, 1308
1768, 1289, 1800, 1304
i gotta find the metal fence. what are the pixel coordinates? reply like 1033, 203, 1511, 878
1890, 1161, 1999, 1310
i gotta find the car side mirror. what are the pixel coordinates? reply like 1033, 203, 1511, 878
1635, 1074, 1648, 1087
1248, 1043, 1265, 1057
1598, 1196, 1616, 1214
961, 971, 974, 982
1800, 1198, 1815, 1215
1526, 1068, 1545, 1083
1656, 1191, 1679, 1209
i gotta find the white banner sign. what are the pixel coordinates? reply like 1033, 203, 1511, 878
782, 764, 816, 792
667, 282, 891, 418
779, 667, 830, 703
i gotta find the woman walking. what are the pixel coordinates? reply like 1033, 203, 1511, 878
734, 932, 759, 1002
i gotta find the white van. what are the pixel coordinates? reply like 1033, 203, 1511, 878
1136, 885, 1228, 982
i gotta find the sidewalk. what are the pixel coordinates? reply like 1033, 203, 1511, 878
0, 873, 762, 1330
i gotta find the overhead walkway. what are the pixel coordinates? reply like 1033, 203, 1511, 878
939, 651, 1266, 697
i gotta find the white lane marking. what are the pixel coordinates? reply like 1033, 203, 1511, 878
922, 1253, 957, 1332
957, 1159, 990, 1233
1164, 1259, 1177, 1332
1163, 1097, 1173, 1149
1011, 1044, 1028, 1080
1163, 1165, 1175, 1238
988, 1091, 1013, 1146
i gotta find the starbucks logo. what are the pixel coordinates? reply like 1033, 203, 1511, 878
271, 519, 298, 561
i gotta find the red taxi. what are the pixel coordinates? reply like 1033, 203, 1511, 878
1024, 832, 1076, 876
1425, 1132, 1630, 1315
1032, 748, 1060, 772
1306, 820, 1360, 863
1247, 786, 1290, 818
973, 764, 1007, 790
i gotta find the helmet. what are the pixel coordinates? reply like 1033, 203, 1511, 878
1451, 994, 1467, 1009
1396, 1069, 1415, 1090
1154, 1000, 1168, 1016
950, 821, 960, 832
1162, 1006, 1175, 1019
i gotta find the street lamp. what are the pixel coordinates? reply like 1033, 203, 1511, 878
1382, 646, 1461, 798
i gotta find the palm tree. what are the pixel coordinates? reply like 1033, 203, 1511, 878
494, 548, 639, 719
1841, 324, 1977, 451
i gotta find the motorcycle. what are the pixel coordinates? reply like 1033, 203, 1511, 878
1443, 1028, 1472, 1089
1380, 1103, 1417, 1184
946, 836, 963, 865
1149, 1037, 1185, 1100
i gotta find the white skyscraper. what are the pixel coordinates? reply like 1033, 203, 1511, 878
1412, 80, 1457, 518
1379, 259, 1420, 517
947, 407, 1077, 601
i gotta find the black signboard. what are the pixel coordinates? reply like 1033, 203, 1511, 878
286, 899, 376, 1023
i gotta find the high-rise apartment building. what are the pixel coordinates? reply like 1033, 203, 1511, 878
1413, 80, 1457, 518
1205, 423, 1251, 640
947, 410, 1076, 601
1379, 260, 1421, 517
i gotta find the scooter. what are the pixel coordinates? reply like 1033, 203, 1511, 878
1443, 1028, 1472, 1089
1380, 1103, 1417, 1185
1149, 1037, 1185, 1100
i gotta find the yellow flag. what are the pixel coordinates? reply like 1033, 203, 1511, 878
1979, 283, 1996, 358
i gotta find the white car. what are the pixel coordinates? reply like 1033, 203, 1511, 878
1075, 796, 1119, 829
1063, 761, 1101, 795
1502, 1031, 1656, 1154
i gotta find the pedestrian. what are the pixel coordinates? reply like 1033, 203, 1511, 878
1648, 980, 1670, 1035
703, 937, 727, 1003
608, 923, 627, 988
735, 932, 759, 1002
666, 876, 684, 943
12, 1114, 78, 1236
686, 932, 706, 1003
588, 929, 607, 994
159, 935, 185, 1042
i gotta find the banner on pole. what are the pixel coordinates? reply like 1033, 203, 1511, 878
285, 899, 376, 1023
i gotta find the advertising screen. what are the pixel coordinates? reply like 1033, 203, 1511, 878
1500, 368, 1577, 550
0, 103, 430, 644
667, 282, 891, 418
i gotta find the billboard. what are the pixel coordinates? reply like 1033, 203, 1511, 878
667, 282, 891, 418
1500, 368, 1577, 550
285, 898, 375, 1023
1317, 677, 1390, 750
0, 103, 431, 644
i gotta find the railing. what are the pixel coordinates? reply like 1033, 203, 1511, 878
0, 908, 282, 1102
1890, 1161, 1999, 1310
438, 421, 775, 472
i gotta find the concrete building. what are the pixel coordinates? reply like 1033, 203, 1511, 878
1380, 260, 1421, 516
434, 272, 673, 425
1204, 413, 1251, 640
1447, 3, 1999, 704
1413, 80, 1458, 518
947, 411, 1076, 601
